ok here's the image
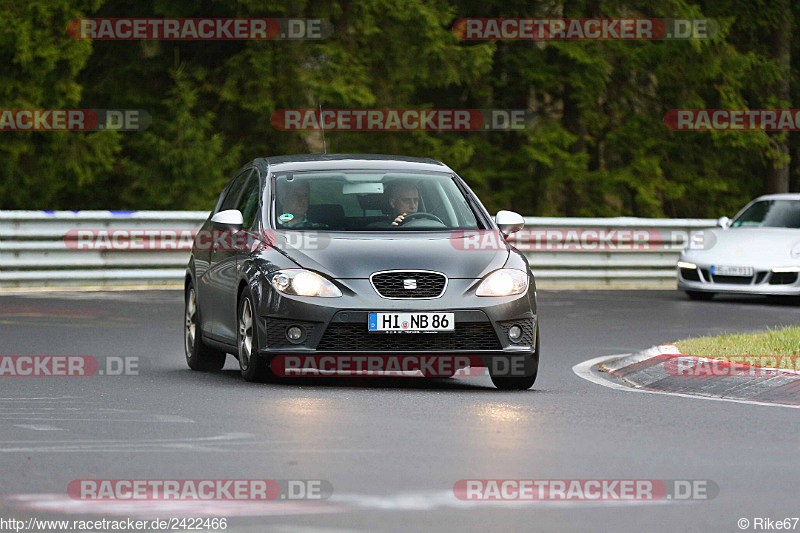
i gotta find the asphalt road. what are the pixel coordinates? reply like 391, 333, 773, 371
0, 289, 798, 532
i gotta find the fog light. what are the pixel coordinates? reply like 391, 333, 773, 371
286, 326, 304, 342
508, 325, 523, 342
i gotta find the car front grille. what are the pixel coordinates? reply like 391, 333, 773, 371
370, 271, 447, 299
770, 271, 799, 285
317, 322, 501, 351
710, 275, 753, 285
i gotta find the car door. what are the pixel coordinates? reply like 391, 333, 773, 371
205, 167, 255, 343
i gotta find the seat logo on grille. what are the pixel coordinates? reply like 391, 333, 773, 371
403, 279, 417, 290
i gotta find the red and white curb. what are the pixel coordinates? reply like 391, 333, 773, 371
573, 345, 800, 409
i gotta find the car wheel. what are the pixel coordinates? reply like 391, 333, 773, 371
237, 287, 273, 383
686, 291, 715, 301
490, 336, 539, 390
185, 283, 227, 371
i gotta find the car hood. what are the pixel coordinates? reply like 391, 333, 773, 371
267, 232, 511, 279
682, 227, 800, 267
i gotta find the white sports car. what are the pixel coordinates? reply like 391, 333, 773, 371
678, 194, 800, 300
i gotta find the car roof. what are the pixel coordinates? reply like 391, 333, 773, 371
753, 193, 800, 201
254, 154, 452, 174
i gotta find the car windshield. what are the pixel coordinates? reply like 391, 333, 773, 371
271, 170, 482, 231
731, 199, 800, 229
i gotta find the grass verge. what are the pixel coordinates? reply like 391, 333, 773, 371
676, 325, 800, 362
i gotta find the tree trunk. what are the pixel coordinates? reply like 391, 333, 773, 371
768, 0, 791, 193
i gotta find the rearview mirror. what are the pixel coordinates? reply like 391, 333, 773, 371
210, 209, 243, 230
495, 210, 525, 236
343, 182, 384, 195
716, 216, 731, 229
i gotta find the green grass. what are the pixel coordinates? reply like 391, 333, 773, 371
676, 325, 800, 363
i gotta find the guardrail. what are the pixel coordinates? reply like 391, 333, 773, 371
0, 211, 716, 288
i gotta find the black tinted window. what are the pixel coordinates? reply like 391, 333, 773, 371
218, 169, 253, 213
237, 171, 261, 230
732, 200, 800, 228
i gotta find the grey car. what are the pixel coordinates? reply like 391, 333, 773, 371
183, 154, 539, 389
678, 193, 800, 300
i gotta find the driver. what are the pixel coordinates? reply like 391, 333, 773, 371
388, 182, 420, 226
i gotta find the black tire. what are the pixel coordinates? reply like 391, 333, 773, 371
686, 290, 715, 301
490, 335, 539, 390
184, 283, 227, 371
237, 287, 273, 383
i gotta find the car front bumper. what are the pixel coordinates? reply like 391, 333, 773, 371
677, 263, 800, 296
254, 278, 538, 367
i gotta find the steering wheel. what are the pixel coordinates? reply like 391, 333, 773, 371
396, 212, 445, 225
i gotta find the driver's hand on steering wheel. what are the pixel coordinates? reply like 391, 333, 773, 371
391, 213, 408, 226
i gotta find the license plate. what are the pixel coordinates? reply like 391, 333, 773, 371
368, 312, 454, 332
712, 265, 754, 277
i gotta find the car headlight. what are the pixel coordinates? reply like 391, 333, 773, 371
270, 269, 342, 297
476, 269, 528, 297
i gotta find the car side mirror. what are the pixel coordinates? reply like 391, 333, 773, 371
716, 216, 731, 229
495, 210, 525, 236
210, 209, 244, 230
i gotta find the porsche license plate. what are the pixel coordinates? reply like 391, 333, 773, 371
712, 265, 753, 277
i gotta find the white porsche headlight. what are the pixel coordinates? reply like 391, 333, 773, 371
476, 269, 528, 297
270, 269, 342, 297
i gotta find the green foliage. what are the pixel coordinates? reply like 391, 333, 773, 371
0, 0, 796, 215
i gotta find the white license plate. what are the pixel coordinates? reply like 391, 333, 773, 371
368, 312, 454, 332
713, 265, 754, 277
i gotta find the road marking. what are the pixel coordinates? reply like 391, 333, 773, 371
0, 432, 377, 454
0, 397, 80, 401
12, 424, 64, 431
4, 489, 673, 519
573, 354, 800, 410
0, 417, 193, 422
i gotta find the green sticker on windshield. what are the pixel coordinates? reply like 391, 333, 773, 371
279, 213, 294, 222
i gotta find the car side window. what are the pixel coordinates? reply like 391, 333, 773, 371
217, 169, 253, 214
237, 171, 261, 230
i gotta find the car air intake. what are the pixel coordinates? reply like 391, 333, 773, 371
371, 271, 447, 299
769, 271, 799, 285
711, 275, 753, 285
680, 267, 701, 282
317, 322, 501, 351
